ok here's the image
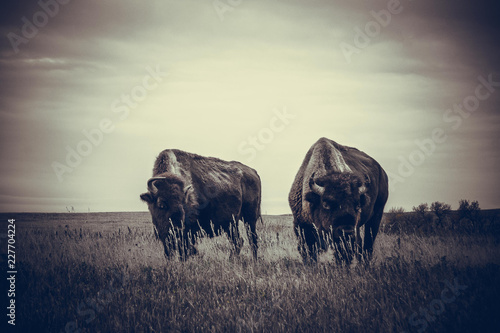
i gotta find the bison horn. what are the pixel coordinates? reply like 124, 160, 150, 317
309, 173, 325, 196
147, 177, 166, 193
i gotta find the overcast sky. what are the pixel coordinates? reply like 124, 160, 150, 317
0, 0, 499, 214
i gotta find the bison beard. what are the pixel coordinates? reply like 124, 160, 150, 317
140, 149, 262, 261
289, 137, 389, 264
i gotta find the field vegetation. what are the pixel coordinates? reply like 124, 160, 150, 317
1, 202, 500, 332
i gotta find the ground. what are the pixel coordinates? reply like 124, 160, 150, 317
1, 212, 499, 332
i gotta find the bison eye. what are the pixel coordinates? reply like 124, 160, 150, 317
157, 200, 168, 210
322, 201, 331, 210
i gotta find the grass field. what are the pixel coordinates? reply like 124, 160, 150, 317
2, 212, 500, 332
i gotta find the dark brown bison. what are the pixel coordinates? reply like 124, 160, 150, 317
288, 137, 388, 263
140, 149, 261, 260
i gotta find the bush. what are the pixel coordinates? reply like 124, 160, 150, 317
384, 200, 497, 237
382, 207, 408, 234
430, 201, 451, 224
458, 199, 481, 221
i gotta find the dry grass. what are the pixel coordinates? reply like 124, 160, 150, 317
4, 213, 500, 332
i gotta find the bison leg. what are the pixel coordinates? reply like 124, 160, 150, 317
184, 230, 198, 258
177, 238, 188, 261
354, 227, 363, 263
294, 222, 319, 263
177, 237, 193, 261
362, 210, 383, 262
176, 230, 198, 261
160, 229, 196, 262
226, 219, 244, 257
241, 201, 260, 260
333, 235, 355, 265
244, 220, 259, 260
161, 234, 178, 259
161, 239, 173, 258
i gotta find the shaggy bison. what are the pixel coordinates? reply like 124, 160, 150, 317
289, 137, 388, 263
141, 149, 261, 260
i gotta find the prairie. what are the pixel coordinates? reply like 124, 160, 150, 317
1, 212, 500, 332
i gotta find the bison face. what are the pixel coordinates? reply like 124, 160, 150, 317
140, 174, 192, 239
305, 172, 369, 238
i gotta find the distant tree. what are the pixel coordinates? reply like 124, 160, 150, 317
388, 207, 405, 215
412, 203, 431, 231
470, 200, 480, 213
384, 207, 406, 233
430, 201, 451, 224
458, 199, 469, 217
458, 199, 481, 220
412, 203, 428, 218
457, 199, 482, 233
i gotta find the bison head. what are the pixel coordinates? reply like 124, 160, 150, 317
140, 173, 196, 240
305, 172, 369, 238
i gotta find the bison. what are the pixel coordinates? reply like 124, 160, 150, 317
288, 137, 388, 263
140, 149, 261, 260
